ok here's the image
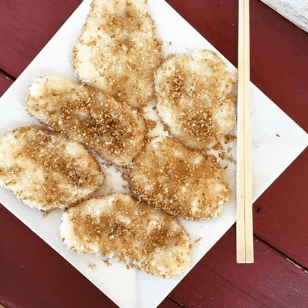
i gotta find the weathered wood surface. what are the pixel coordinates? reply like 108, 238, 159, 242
169, 228, 308, 308
0, 72, 13, 96
0, 0, 81, 77
0, 0, 308, 307
260, 0, 308, 33
254, 148, 308, 268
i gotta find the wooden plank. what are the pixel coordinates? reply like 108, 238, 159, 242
0, 71, 14, 97
166, 0, 239, 66
249, 0, 308, 133
159, 298, 183, 308
0, 0, 81, 77
168, 226, 308, 308
260, 0, 308, 33
254, 148, 308, 268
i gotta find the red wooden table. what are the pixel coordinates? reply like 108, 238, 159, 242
1, 0, 308, 307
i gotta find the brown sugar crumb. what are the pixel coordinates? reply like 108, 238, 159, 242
226, 155, 236, 163
224, 134, 236, 144
43, 209, 54, 217
163, 125, 169, 132
146, 119, 157, 131
88, 263, 97, 269
194, 237, 203, 244
104, 260, 112, 267
212, 141, 224, 151
105, 162, 113, 168
218, 152, 226, 159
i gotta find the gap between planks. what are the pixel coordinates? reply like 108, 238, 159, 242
254, 234, 308, 274
0, 68, 16, 81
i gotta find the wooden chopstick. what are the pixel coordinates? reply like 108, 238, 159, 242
236, 0, 254, 263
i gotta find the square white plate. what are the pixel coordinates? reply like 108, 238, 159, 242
0, 0, 307, 307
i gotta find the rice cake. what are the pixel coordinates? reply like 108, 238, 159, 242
26, 76, 146, 166
155, 50, 236, 150
127, 136, 230, 220
60, 193, 191, 278
73, 0, 162, 107
0, 125, 105, 211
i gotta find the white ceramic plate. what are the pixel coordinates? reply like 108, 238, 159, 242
0, 0, 307, 307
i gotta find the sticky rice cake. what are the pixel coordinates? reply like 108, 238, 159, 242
127, 136, 230, 220
73, 0, 162, 107
60, 193, 191, 278
26, 76, 146, 166
155, 50, 236, 150
0, 125, 105, 211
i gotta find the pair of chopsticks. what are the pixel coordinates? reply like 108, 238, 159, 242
236, 0, 254, 263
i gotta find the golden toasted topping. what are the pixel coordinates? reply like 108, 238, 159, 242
145, 119, 157, 131
88, 263, 97, 269
61, 194, 191, 278
224, 133, 237, 144
155, 50, 236, 150
126, 136, 230, 220
194, 237, 202, 244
